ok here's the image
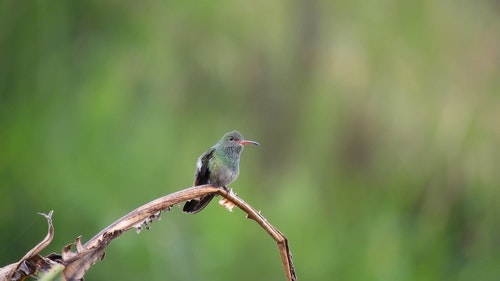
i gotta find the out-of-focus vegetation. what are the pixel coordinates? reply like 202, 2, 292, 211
1, 1, 499, 280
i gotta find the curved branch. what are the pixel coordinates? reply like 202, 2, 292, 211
63, 185, 220, 280
217, 188, 297, 281
1, 185, 297, 281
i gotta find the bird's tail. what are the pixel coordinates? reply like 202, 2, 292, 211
183, 194, 215, 214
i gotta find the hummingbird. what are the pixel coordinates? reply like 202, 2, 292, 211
183, 130, 259, 214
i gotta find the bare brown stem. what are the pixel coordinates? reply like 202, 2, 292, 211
216, 188, 297, 281
1, 185, 297, 281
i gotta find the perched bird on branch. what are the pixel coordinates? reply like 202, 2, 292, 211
183, 130, 259, 214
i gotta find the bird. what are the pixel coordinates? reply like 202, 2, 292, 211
183, 130, 259, 214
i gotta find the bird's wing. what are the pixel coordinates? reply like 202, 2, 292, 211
194, 147, 215, 186
184, 147, 216, 214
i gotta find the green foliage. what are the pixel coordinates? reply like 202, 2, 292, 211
1, 0, 499, 280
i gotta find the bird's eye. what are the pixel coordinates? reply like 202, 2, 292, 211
228, 136, 234, 141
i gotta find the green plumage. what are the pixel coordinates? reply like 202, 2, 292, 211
183, 130, 259, 214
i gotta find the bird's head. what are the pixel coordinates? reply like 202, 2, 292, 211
217, 130, 259, 152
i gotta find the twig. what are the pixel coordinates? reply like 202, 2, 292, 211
64, 185, 221, 280
217, 188, 297, 281
83, 185, 220, 249
1, 185, 297, 281
0, 211, 55, 281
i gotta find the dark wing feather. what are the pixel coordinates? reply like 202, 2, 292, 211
183, 148, 216, 214
194, 147, 215, 185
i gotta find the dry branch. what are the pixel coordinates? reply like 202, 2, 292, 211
0, 211, 56, 281
217, 188, 296, 281
0, 185, 296, 281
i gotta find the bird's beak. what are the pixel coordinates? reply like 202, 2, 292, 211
238, 139, 260, 146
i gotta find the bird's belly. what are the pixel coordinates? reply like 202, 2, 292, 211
210, 169, 239, 187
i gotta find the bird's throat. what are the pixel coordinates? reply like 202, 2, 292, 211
215, 147, 240, 172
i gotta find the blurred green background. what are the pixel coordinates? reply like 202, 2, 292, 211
1, 0, 499, 280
